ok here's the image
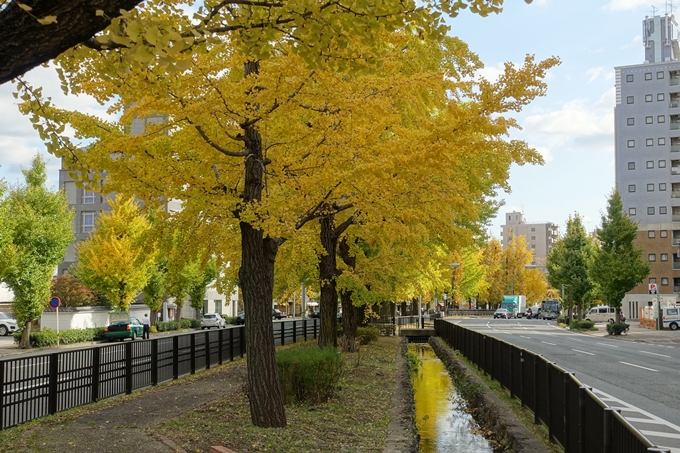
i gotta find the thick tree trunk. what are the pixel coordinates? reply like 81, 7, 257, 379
238, 59, 286, 428
318, 213, 339, 349
19, 323, 32, 349
338, 238, 358, 352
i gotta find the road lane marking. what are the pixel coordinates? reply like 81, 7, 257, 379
541, 341, 556, 346
639, 350, 671, 358
640, 431, 680, 440
520, 335, 531, 339
620, 361, 658, 372
596, 342, 618, 348
572, 349, 595, 356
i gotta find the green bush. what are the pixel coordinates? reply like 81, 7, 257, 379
276, 344, 344, 405
357, 326, 379, 344
189, 318, 201, 328
406, 351, 422, 375
569, 320, 595, 330
179, 318, 193, 329
371, 323, 396, 337
156, 320, 180, 332
556, 315, 568, 325
606, 322, 629, 336
222, 316, 235, 325
13, 327, 107, 348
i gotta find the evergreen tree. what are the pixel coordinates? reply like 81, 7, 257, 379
589, 191, 649, 320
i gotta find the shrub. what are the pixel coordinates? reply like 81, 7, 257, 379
156, 320, 180, 332
357, 326, 379, 344
371, 323, 396, 337
150, 325, 158, 333
569, 320, 595, 330
13, 327, 106, 348
406, 351, 421, 375
179, 318, 193, 329
606, 322, 629, 336
556, 315, 568, 325
189, 318, 201, 328
277, 344, 344, 405
222, 316, 235, 325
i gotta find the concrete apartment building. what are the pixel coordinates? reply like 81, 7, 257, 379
500, 211, 559, 273
615, 14, 680, 319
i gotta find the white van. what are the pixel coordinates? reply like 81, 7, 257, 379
585, 306, 616, 323
662, 306, 680, 331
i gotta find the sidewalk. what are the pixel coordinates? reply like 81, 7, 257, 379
580, 321, 680, 345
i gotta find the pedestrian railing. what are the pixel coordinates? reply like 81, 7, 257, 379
0, 319, 321, 430
434, 319, 670, 453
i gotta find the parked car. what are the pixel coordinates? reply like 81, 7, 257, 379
272, 309, 286, 320
310, 310, 320, 319
234, 313, 245, 325
201, 313, 227, 329
585, 306, 616, 323
0, 312, 19, 336
104, 311, 144, 341
493, 308, 509, 319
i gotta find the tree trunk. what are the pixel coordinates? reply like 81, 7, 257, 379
19, 323, 32, 349
338, 238, 358, 352
318, 213, 339, 349
238, 59, 286, 428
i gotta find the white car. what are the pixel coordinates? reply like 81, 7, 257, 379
0, 312, 18, 336
200, 313, 227, 329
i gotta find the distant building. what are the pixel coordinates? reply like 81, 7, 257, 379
500, 211, 559, 273
615, 14, 680, 319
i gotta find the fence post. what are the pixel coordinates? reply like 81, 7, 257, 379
579, 386, 587, 453
151, 339, 158, 386
125, 341, 133, 395
546, 361, 553, 442
293, 319, 297, 344
509, 346, 514, 399
280, 321, 285, 346
173, 335, 179, 379
48, 353, 59, 415
519, 349, 524, 407
603, 408, 614, 453
0, 361, 4, 429
534, 355, 541, 425
564, 372, 574, 453
218, 329, 223, 365
92, 347, 100, 402
314, 319, 318, 339
229, 328, 234, 361
190, 333, 196, 374
303, 319, 308, 341
205, 331, 211, 370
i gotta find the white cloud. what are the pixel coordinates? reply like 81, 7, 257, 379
522, 89, 615, 156
621, 35, 643, 50
586, 67, 607, 82
475, 63, 505, 82
603, 0, 650, 12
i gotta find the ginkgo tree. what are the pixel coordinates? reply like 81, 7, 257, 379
74, 195, 157, 311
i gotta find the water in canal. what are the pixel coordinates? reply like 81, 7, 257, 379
410, 344, 493, 453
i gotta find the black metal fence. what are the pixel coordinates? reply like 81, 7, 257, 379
0, 319, 321, 430
434, 319, 671, 453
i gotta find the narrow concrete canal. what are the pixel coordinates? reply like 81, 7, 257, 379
410, 344, 493, 453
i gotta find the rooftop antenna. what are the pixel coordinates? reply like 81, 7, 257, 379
667, 0, 675, 16
652, 5, 658, 16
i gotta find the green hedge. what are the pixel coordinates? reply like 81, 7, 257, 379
156, 320, 180, 332
569, 319, 595, 330
276, 344, 344, 405
12, 327, 106, 348
606, 322, 629, 336
357, 326, 379, 344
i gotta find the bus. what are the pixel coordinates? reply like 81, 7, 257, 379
540, 299, 562, 320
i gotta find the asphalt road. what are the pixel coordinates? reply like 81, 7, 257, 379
453, 318, 680, 453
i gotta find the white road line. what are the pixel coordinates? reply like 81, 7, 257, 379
520, 335, 531, 339
596, 342, 618, 348
541, 341, 556, 346
639, 350, 671, 358
572, 349, 595, 356
641, 431, 680, 440
592, 389, 680, 433
620, 361, 658, 372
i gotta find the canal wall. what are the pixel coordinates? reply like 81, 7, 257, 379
382, 338, 419, 453
429, 337, 548, 453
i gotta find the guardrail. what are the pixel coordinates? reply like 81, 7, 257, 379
434, 319, 670, 453
0, 319, 320, 430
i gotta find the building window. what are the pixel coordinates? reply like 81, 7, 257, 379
82, 212, 95, 233
647, 138, 654, 146
628, 140, 635, 148
647, 160, 654, 168
646, 116, 653, 124
649, 254, 656, 262
82, 190, 95, 204
627, 96, 634, 104
648, 230, 656, 238
647, 183, 655, 191
659, 160, 667, 168
531, 227, 535, 232
658, 71, 664, 79
628, 162, 635, 170
646, 94, 653, 102
645, 72, 652, 80
508, 215, 511, 221
662, 277, 669, 286
650, 278, 657, 284
658, 114, 666, 122
660, 206, 667, 214
626, 74, 634, 82
627, 117, 634, 126
531, 236, 536, 240
629, 208, 636, 215
215, 300, 222, 314
661, 230, 668, 238
659, 137, 666, 145
531, 245, 536, 249
660, 183, 667, 191
658, 93, 665, 101
648, 206, 655, 215
628, 184, 636, 192
661, 254, 669, 262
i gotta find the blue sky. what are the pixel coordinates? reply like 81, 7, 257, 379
0, 0, 664, 239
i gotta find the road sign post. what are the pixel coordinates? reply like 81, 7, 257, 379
49, 297, 61, 345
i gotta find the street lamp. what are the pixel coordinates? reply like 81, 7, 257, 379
449, 263, 460, 313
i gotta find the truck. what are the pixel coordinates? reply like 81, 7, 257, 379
540, 299, 562, 320
500, 295, 526, 318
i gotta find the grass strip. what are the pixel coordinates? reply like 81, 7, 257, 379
154, 337, 401, 453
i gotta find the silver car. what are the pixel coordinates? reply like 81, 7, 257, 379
0, 312, 18, 336
200, 313, 227, 329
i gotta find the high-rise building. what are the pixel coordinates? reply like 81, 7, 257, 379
500, 211, 559, 273
615, 14, 680, 318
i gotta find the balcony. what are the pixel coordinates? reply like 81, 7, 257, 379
671, 123, 680, 130
672, 145, 680, 152
672, 101, 680, 108
674, 214, 680, 221
671, 78, 680, 86
672, 191, 680, 198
